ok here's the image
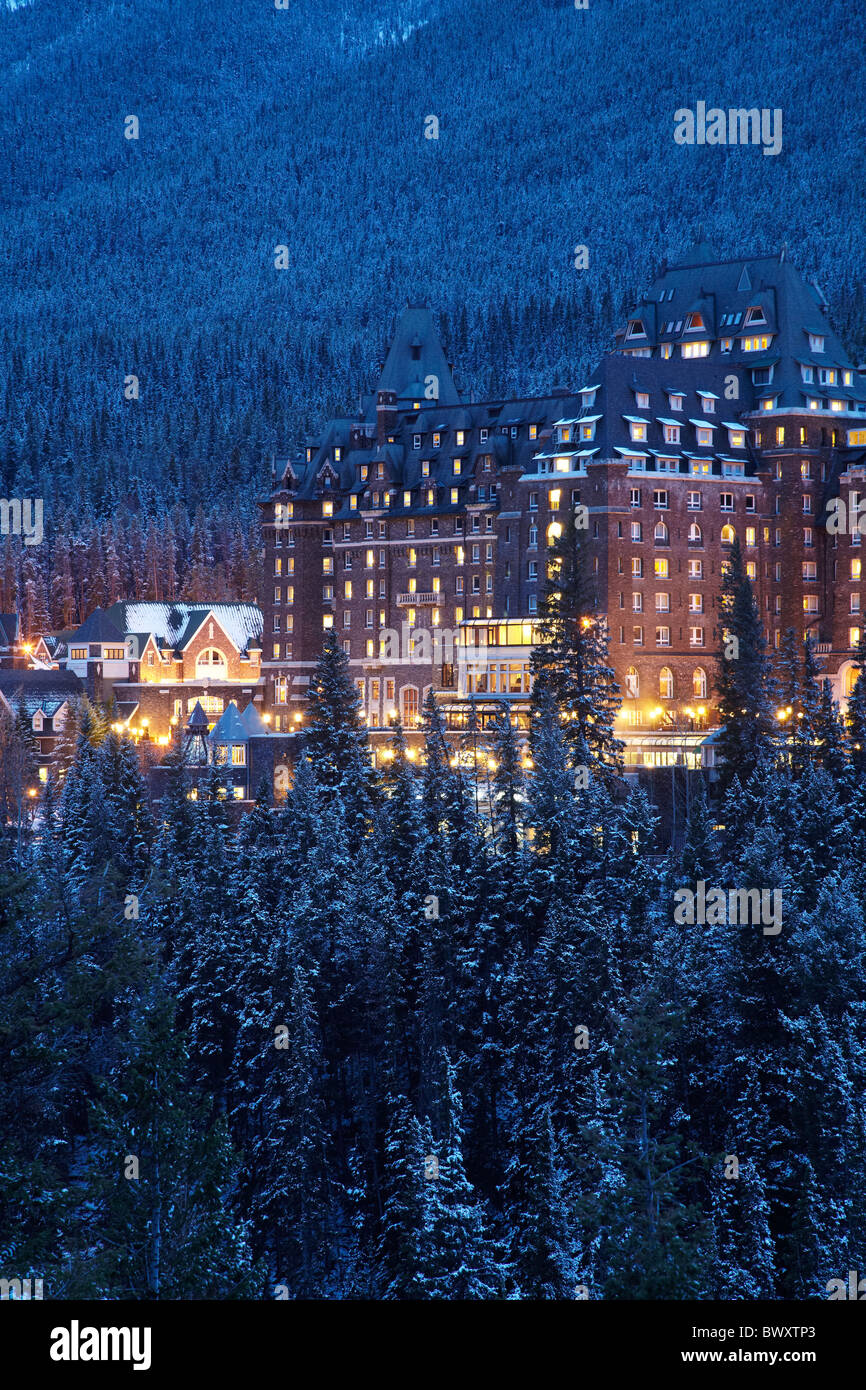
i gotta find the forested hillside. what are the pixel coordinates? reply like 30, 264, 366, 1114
1, 0, 864, 623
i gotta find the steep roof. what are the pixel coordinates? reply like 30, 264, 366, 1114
208, 701, 249, 743
617, 247, 865, 411
186, 700, 210, 732
104, 602, 263, 655
70, 608, 126, 643
0, 613, 20, 646
374, 305, 461, 411
239, 701, 271, 736
0, 668, 82, 718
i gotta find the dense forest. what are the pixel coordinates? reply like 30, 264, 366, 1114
2, 522, 865, 1299
1, 0, 865, 627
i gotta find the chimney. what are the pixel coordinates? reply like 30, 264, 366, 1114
376, 389, 397, 446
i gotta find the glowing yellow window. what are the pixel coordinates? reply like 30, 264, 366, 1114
366, 549, 374, 568
344, 581, 352, 600
409, 578, 417, 594
403, 491, 411, 507
549, 489, 561, 510
451, 488, 459, 505
432, 576, 441, 593
746, 527, 756, 547
408, 548, 417, 567
654, 558, 669, 579
322, 500, 333, 518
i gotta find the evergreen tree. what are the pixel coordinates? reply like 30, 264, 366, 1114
714, 536, 775, 789
529, 506, 623, 781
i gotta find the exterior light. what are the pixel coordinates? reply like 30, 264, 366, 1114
263, 712, 272, 723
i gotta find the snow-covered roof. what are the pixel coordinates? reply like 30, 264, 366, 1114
106, 602, 263, 655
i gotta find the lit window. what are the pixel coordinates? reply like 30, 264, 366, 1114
654, 558, 669, 578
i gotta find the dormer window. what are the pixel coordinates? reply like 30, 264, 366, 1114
334, 447, 342, 462
669, 394, 684, 412
480, 428, 488, 443
742, 335, 772, 352
376, 463, 384, 479
696, 427, 713, 447
819, 368, 837, 385
322, 500, 334, 518
844, 370, 853, 386
801, 365, 814, 383
432, 432, 440, 448
809, 334, 825, 353
635, 392, 650, 409
681, 341, 710, 358
721, 337, 733, 353
360, 465, 369, 481
580, 422, 596, 441
32, 711, 43, 732
685, 312, 705, 332
663, 424, 680, 444
421, 459, 430, 477
626, 319, 646, 338
560, 426, 571, 443
453, 459, 462, 476
529, 424, 538, 440
455, 430, 466, 447
629, 421, 647, 442
698, 394, 716, 413
413, 434, 421, 449
744, 305, 767, 326
727, 429, 746, 449
403, 490, 411, 506
306, 448, 314, 463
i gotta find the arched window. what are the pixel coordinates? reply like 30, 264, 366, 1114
688, 521, 702, 545
693, 667, 707, 699
625, 665, 639, 698
547, 521, 562, 546
659, 667, 674, 699
401, 685, 419, 725
844, 664, 859, 699
196, 647, 228, 678
654, 519, 669, 544
720, 523, 736, 545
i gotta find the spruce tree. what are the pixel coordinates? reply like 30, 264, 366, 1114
714, 536, 776, 789
529, 505, 623, 781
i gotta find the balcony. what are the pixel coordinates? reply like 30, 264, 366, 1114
397, 592, 437, 606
